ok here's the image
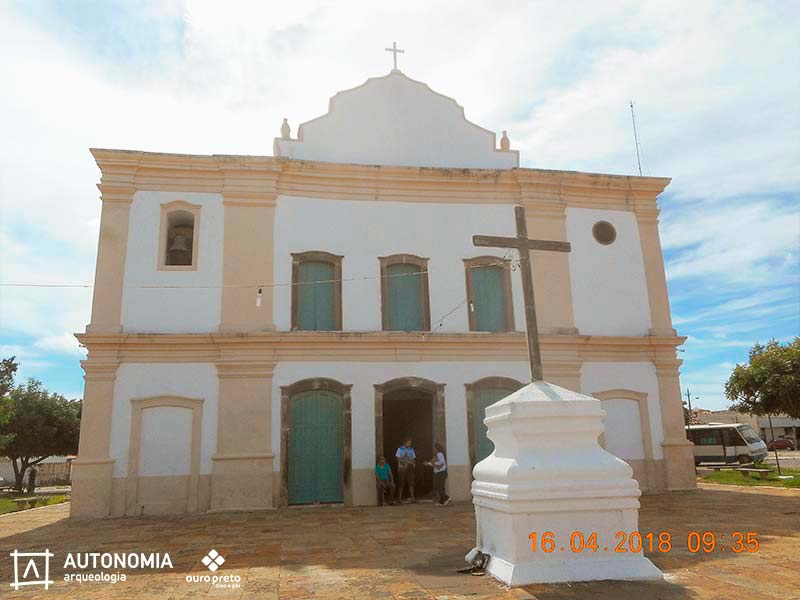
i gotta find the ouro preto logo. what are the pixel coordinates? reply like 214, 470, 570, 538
186, 549, 241, 590
201, 549, 225, 572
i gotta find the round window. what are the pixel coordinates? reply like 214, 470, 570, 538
592, 221, 617, 245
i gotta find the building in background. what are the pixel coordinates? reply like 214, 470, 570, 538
757, 415, 799, 443
0, 456, 75, 486
71, 68, 695, 518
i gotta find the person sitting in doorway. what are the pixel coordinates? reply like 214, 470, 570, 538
425, 442, 451, 506
375, 455, 396, 506
395, 438, 417, 503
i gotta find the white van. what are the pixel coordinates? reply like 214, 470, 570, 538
686, 423, 768, 465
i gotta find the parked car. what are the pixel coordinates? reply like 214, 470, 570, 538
767, 438, 796, 451
0, 475, 11, 490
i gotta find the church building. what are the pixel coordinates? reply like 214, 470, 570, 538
71, 65, 696, 517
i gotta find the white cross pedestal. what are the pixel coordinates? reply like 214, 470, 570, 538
470, 381, 663, 586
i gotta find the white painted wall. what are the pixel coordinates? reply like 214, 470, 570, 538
110, 363, 218, 477
580, 362, 664, 460
139, 406, 193, 476
273, 197, 525, 332
272, 361, 530, 471
106, 360, 665, 478
275, 71, 518, 169
122, 191, 224, 333
566, 208, 652, 336
600, 399, 646, 460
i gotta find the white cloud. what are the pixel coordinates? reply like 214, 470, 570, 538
0, 344, 51, 371
0, 1, 798, 404
34, 334, 86, 357
662, 201, 800, 284
673, 288, 798, 326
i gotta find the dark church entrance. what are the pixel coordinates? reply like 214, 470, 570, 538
381, 388, 435, 498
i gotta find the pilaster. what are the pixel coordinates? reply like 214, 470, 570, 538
219, 161, 280, 333
211, 359, 276, 511
86, 177, 134, 333
70, 359, 119, 518
654, 358, 696, 490
635, 204, 677, 337
542, 348, 583, 392
516, 174, 578, 336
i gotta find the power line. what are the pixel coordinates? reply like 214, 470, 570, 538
430, 248, 516, 331
0, 283, 93, 288
0, 257, 519, 291
431, 298, 469, 331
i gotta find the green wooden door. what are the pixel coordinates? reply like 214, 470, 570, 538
471, 266, 507, 332
386, 263, 423, 331
297, 261, 336, 331
472, 388, 509, 463
288, 390, 344, 504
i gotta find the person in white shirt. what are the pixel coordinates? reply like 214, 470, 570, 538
425, 442, 451, 506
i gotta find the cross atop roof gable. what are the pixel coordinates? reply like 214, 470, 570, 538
274, 70, 519, 170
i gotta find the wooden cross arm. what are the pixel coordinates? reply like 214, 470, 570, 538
472, 235, 571, 253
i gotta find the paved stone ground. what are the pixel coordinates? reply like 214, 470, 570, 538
0, 483, 798, 599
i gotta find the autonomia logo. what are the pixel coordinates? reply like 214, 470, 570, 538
9, 549, 54, 590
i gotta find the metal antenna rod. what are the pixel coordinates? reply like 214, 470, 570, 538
630, 100, 642, 176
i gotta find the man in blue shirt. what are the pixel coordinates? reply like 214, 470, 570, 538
395, 439, 417, 503
374, 455, 395, 505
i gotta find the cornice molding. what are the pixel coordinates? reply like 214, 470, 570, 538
222, 193, 278, 207
75, 331, 686, 365
216, 360, 276, 379
80, 360, 120, 381
654, 359, 684, 375
89, 148, 671, 211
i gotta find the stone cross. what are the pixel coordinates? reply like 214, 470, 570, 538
473, 206, 571, 382
385, 41, 405, 71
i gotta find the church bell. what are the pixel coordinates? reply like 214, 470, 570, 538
168, 235, 190, 252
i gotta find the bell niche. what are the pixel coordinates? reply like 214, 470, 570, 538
164, 209, 195, 267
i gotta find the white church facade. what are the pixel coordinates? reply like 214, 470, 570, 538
71, 69, 696, 518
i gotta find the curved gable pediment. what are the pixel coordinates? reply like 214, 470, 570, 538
274, 71, 518, 170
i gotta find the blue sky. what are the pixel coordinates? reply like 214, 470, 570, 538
0, 1, 798, 409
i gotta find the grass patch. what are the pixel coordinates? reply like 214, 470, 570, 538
0, 494, 70, 515
702, 465, 800, 488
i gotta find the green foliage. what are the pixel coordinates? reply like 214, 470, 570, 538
701, 466, 800, 488
725, 338, 800, 419
1, 379, 81, 489
0, 494, 71, 515
0, 356, 18, 398
0, 356, 18, 450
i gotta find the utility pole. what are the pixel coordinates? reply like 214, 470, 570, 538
684, 388, 694, 426
685, 389, 698, 474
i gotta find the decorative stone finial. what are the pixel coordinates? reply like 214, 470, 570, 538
500, 130, 510, 151
281, 118, 291, 140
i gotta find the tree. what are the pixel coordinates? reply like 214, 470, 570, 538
725, 338, 800, 419
0, 379, 81, 491
0, 356, 18, 450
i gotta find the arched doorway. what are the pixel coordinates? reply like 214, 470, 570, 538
593, 389, 655, 490
280, 379, 352, 506
374, 378, 446, 499
127, 396, 203, 516
465, 377, 524, 467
